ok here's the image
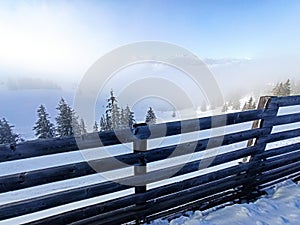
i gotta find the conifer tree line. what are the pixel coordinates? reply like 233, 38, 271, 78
99, 90, 157, 131
272, 79, 291, 96
242, 96, 256, 111
32, 98, 87, 139
220, 96, 256, 113
221, 79, 294, 113
0, 90, 157, 144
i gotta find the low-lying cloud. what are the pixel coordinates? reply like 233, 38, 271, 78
6, 77, 61, 90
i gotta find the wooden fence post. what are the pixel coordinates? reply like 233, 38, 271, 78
133, 123, 148, 224
134, 139, 147, 195
242, 96, 274, 162
241, 96, 279, 201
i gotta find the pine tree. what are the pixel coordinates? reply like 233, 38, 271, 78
242, 97, 256, 111
272, 79, 292, 96
71, 111, 81, 136
111, 102, 121, 129
100, 116, 107, 131
79, 118, 87, 134
56, 98, 73, 137
120, 108, 126, 129
124, 105, 135, 128
272, 83, 280, 96
145, 107, 157, 124
284, 79, 291, 96
99, 90, 135, 131
33, 104, 55, 139
105, 90, 121, 130
278, 83, 284, 95
0, 118, 20, 144
248, 97, 254, 109
222, 103, 228, 112
105, 90, 114, 130
93, 121, 99, 132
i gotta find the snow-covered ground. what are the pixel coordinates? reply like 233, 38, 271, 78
149, 180, 300, 225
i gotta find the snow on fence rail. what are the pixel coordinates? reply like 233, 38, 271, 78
0, 95, 300, 224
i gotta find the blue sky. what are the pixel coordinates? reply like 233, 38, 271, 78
0, 0, 299, 79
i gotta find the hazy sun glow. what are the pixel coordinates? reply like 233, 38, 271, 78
0, 1, 113, 77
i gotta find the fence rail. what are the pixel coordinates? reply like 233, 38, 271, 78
0, 95, 300, 224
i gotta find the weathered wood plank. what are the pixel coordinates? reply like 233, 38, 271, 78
0, 162, 96, 193
270, 95, 300, 107
0, 181, 131, 221
258, 143, 300, 159
293, 174, 300, 183
134, 109, 265, 139
0, 155, 133, 193
259, 172, 300, 190
257, 162, 300, 185
260, 151, 300, 172
272, 113, 300, 126
0, 130, 135, 162
261, 128, 300, 144
261, 156, 300, 173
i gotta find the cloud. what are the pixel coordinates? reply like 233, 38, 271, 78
6, 77, 61, 90
203, 57, 252, 66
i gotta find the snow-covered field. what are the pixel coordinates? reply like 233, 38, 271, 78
149, 180, 300, 225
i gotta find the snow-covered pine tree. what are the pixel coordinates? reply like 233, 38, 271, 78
71, 110, 81, 136
222, 103, 228, 112
273, 80, 291, 96
111, 102, 121, 129
251, 100, 256, 109
33, 104, 55, 139
56, 98, 73, 137
124, 105, 135, 128
93, 121, 99, 132
120, 108, 126, 128
105, 91, 114, 130
79, 118, 87, 134
0, 118, 20, 144
105, 90, 121, 130
100, 116, 107, 131
242, 97, 256, 111
145, 107, 157, 124
272, 83, 280, 96
283, 79, 291, 96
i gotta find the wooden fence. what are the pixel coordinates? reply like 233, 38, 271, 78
0, 95, 300, 224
